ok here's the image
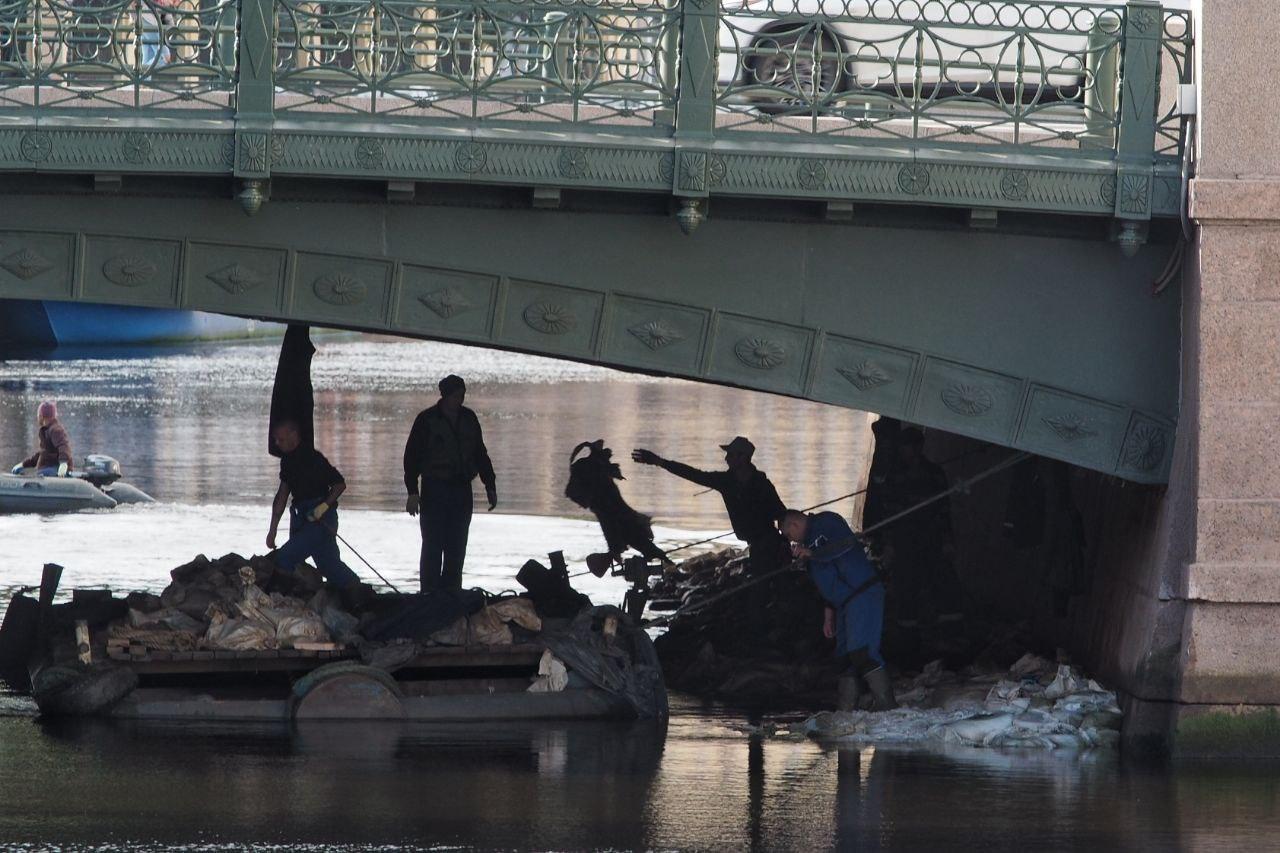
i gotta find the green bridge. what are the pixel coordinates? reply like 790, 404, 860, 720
0, 0, 1191, 483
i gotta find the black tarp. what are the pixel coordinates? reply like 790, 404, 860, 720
269, 325, 316, 456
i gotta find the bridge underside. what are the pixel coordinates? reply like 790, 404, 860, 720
0, 186, 1180, 482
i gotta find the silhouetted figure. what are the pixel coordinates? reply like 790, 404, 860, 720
265, 419, 358, 589
566, 439, 669, 569
878, 428, 962, 627
404, 375, 497, 592
632, 436, 789, 573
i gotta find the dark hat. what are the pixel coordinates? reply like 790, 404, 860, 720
439, 374, 466, 396
719, 436, 755, 456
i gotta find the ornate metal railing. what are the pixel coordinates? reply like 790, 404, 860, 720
715, 0, 1131, 145
0, 0, 238, 110
0, 0, 1190, 151
0, 0, 1190, 232
271, 0, 681, 122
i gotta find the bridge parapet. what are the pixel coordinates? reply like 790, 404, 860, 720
0, 0, 1190, 238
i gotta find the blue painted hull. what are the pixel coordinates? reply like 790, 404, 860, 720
0, 300, 278, 353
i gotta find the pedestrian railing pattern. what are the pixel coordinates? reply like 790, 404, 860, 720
0, 0, 238, 110
272, 0, 681, 123
0, 0, 1190, 155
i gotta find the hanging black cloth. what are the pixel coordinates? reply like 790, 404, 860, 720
268, 324, 316, 457
566, 439, 667, 564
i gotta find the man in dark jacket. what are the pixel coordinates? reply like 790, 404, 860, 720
403, 375, 497, 592
12, 400, 72, 477
631, 436, 789, 573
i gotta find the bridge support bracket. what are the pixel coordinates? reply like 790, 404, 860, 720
675, 198, 706, 235
1114, 220, 1149, 258
386, 181, 416, 203
236, 179, 269, 216
825, 201, 854, 222
532, 187, 562, 210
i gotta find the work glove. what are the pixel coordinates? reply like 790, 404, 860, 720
56, 462, 68, 477
485, 484, 497, 511
405, 494, 420, 517
10, 464, 21, 475
308, 502, 330, 522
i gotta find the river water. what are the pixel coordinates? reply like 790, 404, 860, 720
3, 336, 1280, 851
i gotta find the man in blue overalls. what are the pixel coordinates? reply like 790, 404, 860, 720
781, 508, 897, 711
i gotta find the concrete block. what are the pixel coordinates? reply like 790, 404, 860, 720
1197, 403, 1280, 499
1187, 562, 1280, 604
1195, 500, 1280, 563
1198, 303, 1280, 403
1180, 601, 1280, 704
1198, 1, 1280, 179
1198, 226, 1280, 302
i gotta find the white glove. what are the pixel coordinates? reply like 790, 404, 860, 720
57, 462, 68, 477
10, 464, 22, 475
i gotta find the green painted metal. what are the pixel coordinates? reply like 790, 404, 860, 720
0, 0, 1191, 226
0, 0, 1188, 483
0, 193, 1180, 483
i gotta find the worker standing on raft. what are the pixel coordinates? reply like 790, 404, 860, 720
403, 374, 497, 592
266, 419, 359, 589
781, 508, 897, 712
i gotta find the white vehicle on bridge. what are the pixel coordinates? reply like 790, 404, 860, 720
714, 0, 1192, 139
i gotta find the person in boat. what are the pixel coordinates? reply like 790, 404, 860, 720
266, 419, 358, 589
780, 508, 897, 712
631, 436, 789, 573
403, 374, 497, 592
11, 400, 72, 477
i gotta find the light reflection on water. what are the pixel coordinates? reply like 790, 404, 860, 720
4, 707, 1280, 851
5, 339, 1280, 849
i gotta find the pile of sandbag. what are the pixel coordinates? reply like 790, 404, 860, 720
107, 553, 339, 652
800, 653, 1123, 750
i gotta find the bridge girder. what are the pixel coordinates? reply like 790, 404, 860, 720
0, 190, 1179, 483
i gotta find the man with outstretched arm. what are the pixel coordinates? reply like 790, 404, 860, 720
266, 420, 358, 590
781, 508, 897, 712
403, 374, 497, 592
631, 436, 789, 574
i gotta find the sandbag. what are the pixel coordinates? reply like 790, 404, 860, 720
528, 650, 568, 693
204, 613, 277, 651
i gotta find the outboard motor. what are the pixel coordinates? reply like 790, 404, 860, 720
79, 455, 122, 488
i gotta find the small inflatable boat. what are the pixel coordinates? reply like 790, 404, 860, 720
0, 455, 154, 514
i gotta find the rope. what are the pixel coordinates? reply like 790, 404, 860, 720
323, 521, 403, 594
641, 451, 1030, 629
570, 442, 1005, 578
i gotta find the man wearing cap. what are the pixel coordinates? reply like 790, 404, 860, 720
403, 375, 497, 592
631, 437, 789, 573
12, 400, 72, 477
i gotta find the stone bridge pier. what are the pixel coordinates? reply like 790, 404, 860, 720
1113, 0, 1280, 756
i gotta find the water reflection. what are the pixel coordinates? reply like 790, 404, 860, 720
8, 710, 1280, 850
0, 337, 871, 525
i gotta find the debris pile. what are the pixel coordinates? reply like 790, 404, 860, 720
748, 653, 1122, 750
650, 548, 838, 704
